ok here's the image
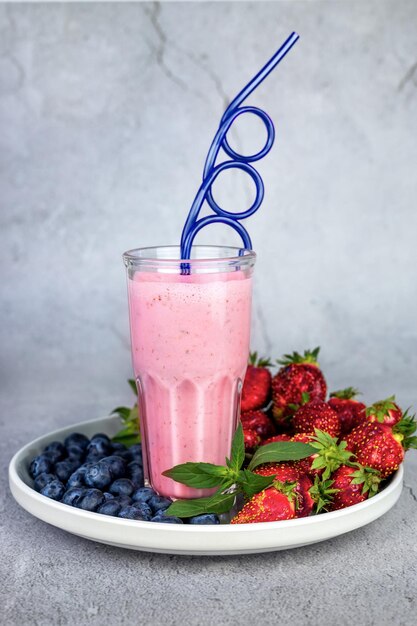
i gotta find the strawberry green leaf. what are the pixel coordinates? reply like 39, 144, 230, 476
162, 462, 231, 489
277, 347, 320, 366
230, 423, 245, 471
164, 490, 236, 518
247, 442, 316, 471
330, 387, 361, 400
301, 392, 310, 405
249, 352, 273, 367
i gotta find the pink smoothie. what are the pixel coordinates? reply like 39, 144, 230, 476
127, 270, 253, 499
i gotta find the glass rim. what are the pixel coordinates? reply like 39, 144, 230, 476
122, 245, 257, 266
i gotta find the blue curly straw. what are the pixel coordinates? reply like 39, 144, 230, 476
180, 32, 299, 262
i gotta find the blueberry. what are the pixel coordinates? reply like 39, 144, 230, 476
66, 445, 85, 461
118, 505, 148, 520
131, 487, 155, 504
61, 487, 86, 506
84, 462, 113, 490
91, 433, 111, 445
67, 466, 88, 488
85, 454, 105, 467
128, 461, 143, 474
87, 434, 112, 457
44, 441, 67, 461
109, 478, 135, 497
114, 449, 133, 462
34, 472, 57, 492
112, 495, 132, 506
87, 441, 111, 458
64, 433, 89, 450
148, 495, 173, 514
188, 514, 220, 525
97, 500, 122, 517
130, 501, 152, 520
43, 449, 62, 464
76, 488, 105, 512
29, 454, 53, 478
130, 470, 144, 489
40, 479, 65, 501
151, 516, 183, 524
111, 442, 127, 453
55, 460, 80, 483
129, 444, 143, 464
103, 492, 114, 501
100, 455, 127, 479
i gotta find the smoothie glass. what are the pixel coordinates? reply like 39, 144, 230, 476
123, 246, 256, 499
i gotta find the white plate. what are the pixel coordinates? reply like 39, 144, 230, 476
9, 415, 403, 555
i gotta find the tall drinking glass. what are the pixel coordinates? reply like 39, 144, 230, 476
123, 246, 256, 499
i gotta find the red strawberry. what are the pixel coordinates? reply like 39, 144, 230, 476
261, 434, 292, 445
296, 474, 315, 517
293, 430, 353, 479
293, 401, 341, 437
243, 428, 261, 452
272, 347, 327, 423
230, 483, 296, 524
328, 388, 366, 435
325, 465, 381, 511
254, 463, 314, 517
241, 353, 272, 412
254, 462, 299, 482
241, 410, 276, 440
346, 421, 405, 478
366, 396, 402, 427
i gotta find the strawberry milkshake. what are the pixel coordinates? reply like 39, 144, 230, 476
124, 246, 255, 499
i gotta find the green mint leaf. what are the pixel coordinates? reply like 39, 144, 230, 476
112, 406, 131, 420
162, 462, 230, 489
238, 469, 276, 498
230, 422, 245, 471
128, 379, 138, 395
248, 442, 316, 471
165, 490, 236, 518
112, 432, 140, 446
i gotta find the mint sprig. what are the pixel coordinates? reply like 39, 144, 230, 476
163, 423, 315, 518
111, 379, 141, 446
247, 440, 315, 471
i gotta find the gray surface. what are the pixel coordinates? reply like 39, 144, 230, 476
1, 1, 416, 625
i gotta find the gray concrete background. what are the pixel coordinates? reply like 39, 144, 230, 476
1, 1, 416, 625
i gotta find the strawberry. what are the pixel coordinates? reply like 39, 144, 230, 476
293, 430, 353, 479
254, 462, 299, 482
243, 428, 261, 452
293, 401, 341, 437
345, 418, 416, 478
261, 434, 292, 445
254, 462, 314, 517
366, 395, 402, 427
241, 410, 276, 440
241, 353, 272, 412
325, 465, 381, 511
328, 388, 366, 435
230, 482, 296, 524
272, 347, 327, 423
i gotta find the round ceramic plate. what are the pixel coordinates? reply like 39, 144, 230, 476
9, 415, 403, 555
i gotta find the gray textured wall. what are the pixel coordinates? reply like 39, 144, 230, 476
1, 0, 417, 420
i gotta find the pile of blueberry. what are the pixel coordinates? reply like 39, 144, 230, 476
28, 432, 219, 525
